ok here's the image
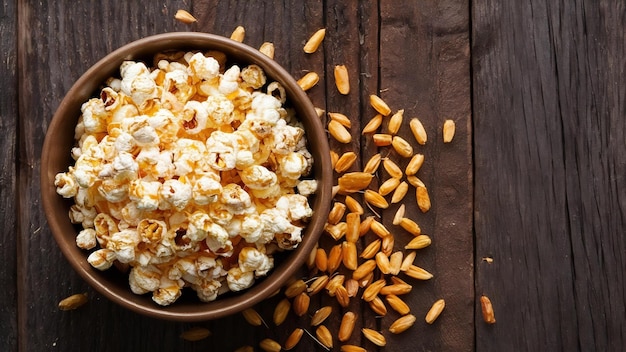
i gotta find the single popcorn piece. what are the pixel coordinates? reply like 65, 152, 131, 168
239, 247, 274, 277
220, 183, 253, 215
204, 94, 235, 127
148, 108, 181, 144
172, 138, 207, 176
56, 51, 317, 306
69, 204, 97, 228
76, 228, 97, 250
113, 131, 136, 154
186, 211, 212, 242
271, 119, 305, 154
120, 61, 158, 108
192, 173, 222, 205
204, 222, 232, 254
168, 257, 201, 285
187, 52, 220, 81
87, 248, 117, 270
219, 64, 241, 95
159, 178, 192, 211
93, 213, 119, 247
277, 151, 309, 181
241, 64, 267, 89
259, 208, 301, 248
54, 172, 79, 198
195, 256, 224, 279
193, 278, 222, 302
240, 165, 278, 190
129, 115, 160, 146
163, 69, 194, 103
106, 229, 141, 263
152, 276, 184, 306
128, 179, 162, 211
297, 179, 318, 196
239, 214, 264, 243
136, 146, 175, 179
181, 100, 209, 134
97, 179, 129, 203
226, 266, 255, 292
129, 265, 162, 294
81, 98, 108, 134
112, 151, 139, 181
120, 201, 144, 227
137, 218, 168, 245
276, 194, 314, 221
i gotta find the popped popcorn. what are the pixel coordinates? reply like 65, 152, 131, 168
76, 228, 97, 250
55, 51, 317, 306
239, 247, 274, 277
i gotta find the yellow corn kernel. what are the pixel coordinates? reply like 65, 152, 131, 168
230, 26, 246, 42
410, 117, 427, 145
363, 153, 382, 174
328, 112, 352, 128
334, 64, 350, 95
391, 181, 409, 204
391, 136, 413, 158
297, 72, 320, 91
335, 151, 357, 173
405, 153, 424, 176
328, 120, 352, 144
303, 28, 326, 53
383, 158, 403, 179
373, 133, 393, 146
362, 114, 383, 134
387, 109, 404, 135
259, 42, 275, 59
369, 94, 391, 116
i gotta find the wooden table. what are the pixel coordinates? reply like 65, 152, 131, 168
2, 0, 624, 351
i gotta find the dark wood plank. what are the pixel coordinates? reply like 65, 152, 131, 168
191, 1, 329, 350
377, 1, 473, 351
18, 0, 332, 351
19, 0, 474, 350
1, 0, 18, 350
473, 0, 626, 350
314, 0, 380, 350
17, 1, 222, 351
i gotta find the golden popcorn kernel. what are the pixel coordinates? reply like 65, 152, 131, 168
259, 42, 275, 59
297, 71, 320, 91
303, 28, 326, 53
369, 94, 392, 116
410, 117, 428, 145
443, 119, 456, 143
362, 114, 383, 134
230, 25, 246, 42
174, 9, 197, 24
328, 120, 352, 143
334, 64, 350, 94
387, 109, 404, 135
328, 112, 352, 128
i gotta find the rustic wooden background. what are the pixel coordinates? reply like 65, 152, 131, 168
2, 0, 624, 351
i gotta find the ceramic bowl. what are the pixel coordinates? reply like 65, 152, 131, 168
41, 32, 332, 321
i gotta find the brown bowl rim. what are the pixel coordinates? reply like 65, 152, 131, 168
40, 32, 332, 321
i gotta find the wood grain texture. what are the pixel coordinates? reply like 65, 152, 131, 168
473, 0, 626, 350
13, 0, 472, 351
17, 0, 208, 351
1, 0, 18, 350
378, 1, 473, 351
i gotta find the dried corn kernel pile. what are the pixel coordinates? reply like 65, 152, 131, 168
54, 51, 317, 306
219, 25, 456, 352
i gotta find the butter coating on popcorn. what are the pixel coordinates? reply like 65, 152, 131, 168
55, 51, 317, 306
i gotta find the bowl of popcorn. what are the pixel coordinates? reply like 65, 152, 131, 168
41, 32, 332, 321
